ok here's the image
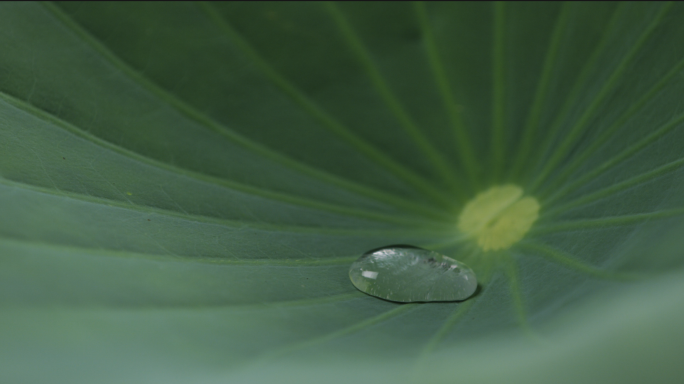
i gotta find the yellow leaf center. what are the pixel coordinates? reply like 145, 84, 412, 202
457, 185, 539, 251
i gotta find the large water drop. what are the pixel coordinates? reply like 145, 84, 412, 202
349, 245, 477, 302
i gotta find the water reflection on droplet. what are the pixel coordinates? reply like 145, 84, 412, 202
349, 245, 478, 303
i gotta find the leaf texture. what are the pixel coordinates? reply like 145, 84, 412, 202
1, 2, 684, 383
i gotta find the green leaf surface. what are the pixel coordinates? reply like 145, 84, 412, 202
1, 2, 684, 383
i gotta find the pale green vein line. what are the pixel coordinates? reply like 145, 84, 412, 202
538, 55, 684, 196
0, 177, 454, 237
523, 4, 624, 185
491, 1, 506, 181
544, 110, 684, 205
0, 91, 452, 226
530, 3, 672, 191
188, 292, 366, 311
413, 1, 480, 189
3, 292, 366, 312
419, 299, 475, 356
421, 235, 469, 250
193, 256, 360, 267
544, 156, 684, 218
252, 292, 366, 309
471, 251, 497, 285
324, 2, 465, 200
504, 254, 533, 334
40, 2, 451, 217
508, 2, 571, 181
0, 235, 361, 267
262, 303, 417, 361
172, 253, 360, 267
517, 242, 640, 280
199, 2, 459, 208
532, 208, 684, 235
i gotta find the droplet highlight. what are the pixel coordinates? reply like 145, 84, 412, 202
349, 245, 478, 302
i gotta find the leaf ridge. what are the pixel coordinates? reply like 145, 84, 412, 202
0, 177, 453, 236
199, 2, 460, 208
523, 4, 625, 185
419, 299, 475, 357
260, 303, 418, 361
490, 1, 507, 181
324, 1, 466, 201
413, 1, 481, 191
532, 208, 684, 235
0, 236, 365, 267
0, 91, 452, 226
530, 2, 673, 191
39, 1, 450, 217
517, 241, 640, 280
544, 156, 684, 218
544, 110, 684, 204
508, 2, 571, 181
538, 55, 684, 195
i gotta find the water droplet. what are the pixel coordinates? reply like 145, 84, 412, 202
349, 245, 477, 303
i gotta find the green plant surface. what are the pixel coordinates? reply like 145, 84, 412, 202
1, 2, 684, 383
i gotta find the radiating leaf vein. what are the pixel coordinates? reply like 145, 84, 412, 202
41, 1, 449, 217
325, 1, 465, 202
531, 2, 672, 190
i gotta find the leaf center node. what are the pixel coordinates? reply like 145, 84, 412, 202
457, 185, 539, 251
